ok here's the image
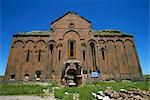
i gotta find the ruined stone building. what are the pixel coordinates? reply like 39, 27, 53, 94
5, 12, 142, 85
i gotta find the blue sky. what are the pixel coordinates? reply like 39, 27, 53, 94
0, 0, 149, 75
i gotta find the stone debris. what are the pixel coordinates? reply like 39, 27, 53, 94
91, 87, 150, 100
64, 92, 79, 100
43, 88, 51, 94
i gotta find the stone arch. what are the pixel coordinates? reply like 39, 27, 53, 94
36, 40, 46, 50
116, 39, 130, 79
87, 39, 98, 72
125, 39, 134, 45
46, 40, 57, 79
13, 40, 24, 48
62, 30, 81, 39
11, 40, 25, 80
25, 40, 35, 50
98, 39, 105, 44
87, 39, 97, 45
106, 40, 120, 79
116, 39, 124, 44
47, 40, 56, 46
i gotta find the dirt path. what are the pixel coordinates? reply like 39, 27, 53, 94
0, 96, 56, 100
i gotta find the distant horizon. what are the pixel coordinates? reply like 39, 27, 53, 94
1, 0, 149, 75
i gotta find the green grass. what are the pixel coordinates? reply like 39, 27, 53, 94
0, 81, 149, 100
0, 83, 52, 96
54, 81, 149, 100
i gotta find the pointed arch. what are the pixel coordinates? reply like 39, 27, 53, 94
13, 40, 24, 48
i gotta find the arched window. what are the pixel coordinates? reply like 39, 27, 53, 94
38, 50, 41, 62
83, 50, 85, 61
101, 48, 105, 60
59, 50, 61, 61
68, 40, 76, 58
26, 50, 30, 62
49, 44, 54, 54
90, 42, 97, 71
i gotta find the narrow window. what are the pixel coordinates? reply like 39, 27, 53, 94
70, 41, 74, 57
102, 48, 105, 60
83, 50, 85, 61
26, 50, 30, 62
90, 42, 97, 71
49, 44, 54, 54
59, 50, 61, 61
38, 50, 41, 62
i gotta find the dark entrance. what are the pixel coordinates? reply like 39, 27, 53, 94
61, 60, 82, 86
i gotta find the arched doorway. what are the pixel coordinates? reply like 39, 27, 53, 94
61, 60, 82, 86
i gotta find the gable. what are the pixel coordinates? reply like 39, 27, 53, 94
51, 12, 91, 29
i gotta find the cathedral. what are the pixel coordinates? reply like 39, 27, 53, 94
5, 12, 142, 85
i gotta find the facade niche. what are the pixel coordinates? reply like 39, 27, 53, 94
38, 50, 41, 62
24, 74, 29, 81
35, 70, 41, 80
26, 50, 30, 62
10, 74, 15, 80
83, 50, 85, 61
90, 42, 97, 71
101, 48, 105, 60
68, 40, 76, 58
49, 44, 54, 54
59, 50, 61, 61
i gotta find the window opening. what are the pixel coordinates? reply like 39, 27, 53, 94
102, 48, 105, 60
49, 44, 54, 54
38, 50, 41, 61
10, 74, 15, 80
83, 50, 85, 61
35, 70, 41, 80
59, 50, 61, 61
70, 41, 74, 57
90, 42, 97, 71
26, 50, 30, 62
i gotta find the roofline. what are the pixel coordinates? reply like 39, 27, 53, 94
50, 11, 91, 25
13, 34, 49, 37
93, 34, 133, 37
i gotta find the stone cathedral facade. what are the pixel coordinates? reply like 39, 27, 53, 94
5, 12, 142, 85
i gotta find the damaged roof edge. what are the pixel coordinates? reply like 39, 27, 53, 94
92, 29, 133, 36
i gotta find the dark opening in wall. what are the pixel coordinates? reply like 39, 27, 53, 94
70, 41, 74, 57
10, 74, 15, 80
68, 40, 76, 58
38, 50, 41, 62
24, 74, 29, 81
90, 42, 97, 71
36, 70, 41, 78
25, 74, 29, 77
26, 50, 30, 62
83, 70, 88, 74
49, 44, 54, 54
59, 50, 61, 61
102, 48, 105, 60
83, 50, 85, 61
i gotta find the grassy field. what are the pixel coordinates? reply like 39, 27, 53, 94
54, 81, 150, 100
0, 75, 150, 100
0, 81, 149, 99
